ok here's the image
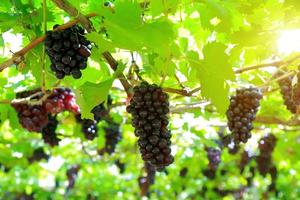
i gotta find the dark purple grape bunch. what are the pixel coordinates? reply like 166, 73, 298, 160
44, 24, 92, 79
226, 87, 262, 143
12, 90, 48, 132
256, 134, 277, 176
292, 68, 300, 107
76, 114, 98, 140
205, 147, 221, 171
101, 121, 121, 154
41, 115, 60, 147
239, 150, 251, 173
27, 147, 50, 163
91, 95, 112, 121
278, 73, 297, 113
126, 82, 173, 170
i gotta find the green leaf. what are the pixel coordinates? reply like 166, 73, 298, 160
75, 79, 114, 119
187, 42, 235, 114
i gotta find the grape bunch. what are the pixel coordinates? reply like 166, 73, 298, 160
28, 147, 49, 163
205, 147, 221, 170
12, 103, 49, 132
41, 115, 60, 146
179, 167, 188, 177
239, 150, 251, 173
76, 115, 98, 140
44, 25, 92, 79
126, 82, 173, 169
98, 121, 121, 154
44, 88, 80, 114
66, 165, 80, 190
13, 87, 79, 133
91, 95, 112, 121
278, 74, 297, 113
256, 134, 277, 176
226, 87, 262, 143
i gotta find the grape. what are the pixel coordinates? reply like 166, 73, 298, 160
44, 25, 92, 79
205, 147, 221, 170
179, 167, 188, 177
76, 114, 98, 140
91, 95, 112, 122
12, 103, 49, 132
256, 134, 277, 176
127, 82, 173, 169
277, 72, 297, 113
66, 165, 80, 190
226, 87, 262, 143
44, 87, 80, 114
41, 115, 60, 146
98, 121, 121, 154
203, 168, 216, 179
239, 150, 251, 173
27, 147, 49, 163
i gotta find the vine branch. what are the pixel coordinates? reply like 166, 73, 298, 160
235, 53, 300, 74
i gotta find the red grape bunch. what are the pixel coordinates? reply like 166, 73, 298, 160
126, 82, 173, 170
44, 25, 92, 79
226, 87, 262, 143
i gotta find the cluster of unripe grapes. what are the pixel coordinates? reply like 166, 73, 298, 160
45, 25, 92, 79
126, 82, 173, 170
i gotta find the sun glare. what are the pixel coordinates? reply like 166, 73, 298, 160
278, 29, 300, 54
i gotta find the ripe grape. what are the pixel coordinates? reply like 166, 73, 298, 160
127, 82, 173, 169
41, 115, 60, 146
44, 25, 92, 79
278, 73, 297, 113
226, 87, 262, 143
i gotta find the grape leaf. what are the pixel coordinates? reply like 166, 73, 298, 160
75, 79, 114, 119
187, 42, 235, 114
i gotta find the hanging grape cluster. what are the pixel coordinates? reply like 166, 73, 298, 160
12, 88, 80, 133
41, 115, 60, 146
226, 87, 262, 143
44, 25, 92, 79
12, 90, 47, 132
126, 82, 173, 169
27, 147, 49, 163
76, 97, 112, 141
205, 147, 221, 170
98, 121, 121, 154
256, 134, 277, 176
239, 150, 251, 174
44, 88, 80, 114
278, 74, 297, 113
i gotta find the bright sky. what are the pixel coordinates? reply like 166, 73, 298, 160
277, 29, 300, 55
